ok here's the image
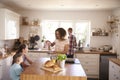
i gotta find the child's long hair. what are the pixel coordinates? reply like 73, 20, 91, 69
16, 44, 27, 53
12, 53, 22, 65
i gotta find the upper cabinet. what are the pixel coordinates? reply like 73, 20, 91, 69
0, 8, 20, 40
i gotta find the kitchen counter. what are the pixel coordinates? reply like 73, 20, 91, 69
28, 48, 49, 53
28, 48, 116, 55
20, 58, 87, 80
75, 50, 115, 54
0, 51, 15, 60
109, 58, 120, 66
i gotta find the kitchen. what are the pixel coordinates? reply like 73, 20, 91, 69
0, 0, 120, 80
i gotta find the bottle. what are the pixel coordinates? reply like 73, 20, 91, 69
4, 44, 8, 53
78, 40, 81, 48
1, 48, 5, 57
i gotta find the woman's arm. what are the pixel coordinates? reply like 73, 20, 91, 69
20, 54, 33, 69
21, 62, 29, 69
64, 44, 69, 54
24, 54, 33, 64
51, 42, 55, 47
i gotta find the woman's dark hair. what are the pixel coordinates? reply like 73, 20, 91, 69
12, 53, 22, 65
16, 44, 27, 54
55, 28, 66, 39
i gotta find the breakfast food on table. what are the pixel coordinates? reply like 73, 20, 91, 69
53, 64, 61, 71
44, 60, 55, 68
42, 60, 62, 73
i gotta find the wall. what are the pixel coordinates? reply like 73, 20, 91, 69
18, 10, 112, 48
112, 8, 120, 59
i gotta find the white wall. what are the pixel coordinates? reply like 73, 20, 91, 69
18, 10, 112, 48
112, 8, 120, 58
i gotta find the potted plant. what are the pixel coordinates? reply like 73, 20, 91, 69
57, 54, 67, 68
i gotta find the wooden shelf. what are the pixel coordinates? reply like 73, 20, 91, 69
107, 21, 115, 24
92, 32, 109, 36
21, 24, 40, 27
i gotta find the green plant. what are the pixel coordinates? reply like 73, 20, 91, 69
57, 54, 67, 61
41, 36, 45, 42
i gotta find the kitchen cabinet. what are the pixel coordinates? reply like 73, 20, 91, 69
0, 60, 2, 80
0, 56, 13, 80
0, 8, 20, 40
76, 54, 100, 78
109, 60, 120, 80
117, 23, 120, 59
1, 56, 13, 80
99, 54, 117, 80
27, 52, 49, 62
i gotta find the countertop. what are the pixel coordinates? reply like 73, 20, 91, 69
0, 52, 15, 60
28, 48, 115, 55
75, 50, 115, 54
28, 48, 49, 53
109, 58, 120, 66
20, 58, 87, 80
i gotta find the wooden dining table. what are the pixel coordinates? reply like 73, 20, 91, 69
20, 58, 87, 80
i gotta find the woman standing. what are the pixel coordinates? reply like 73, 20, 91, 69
51, 28, 69, 54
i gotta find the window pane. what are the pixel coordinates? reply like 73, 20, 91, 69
41, 20, 59, 42
75, 21, 90, 47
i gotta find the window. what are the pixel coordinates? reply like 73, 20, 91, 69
41, 20, 59, 42
41, 20, 91, 47
75, 21, 91, 47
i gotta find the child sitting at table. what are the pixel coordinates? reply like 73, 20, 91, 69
10, 53, 23, 80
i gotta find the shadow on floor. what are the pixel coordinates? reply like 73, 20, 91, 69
87, 78, 99, 80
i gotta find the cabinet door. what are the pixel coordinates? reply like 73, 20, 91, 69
39, 53, 49, 58
0, 8, 20, 40
5, 11, 19, 39
27, 52, 40, 62
0, 60, 2, 80
27, 52, 49, 62
109, 61, 120, 80
76, 54, 99, 78
2, 56, 13, 80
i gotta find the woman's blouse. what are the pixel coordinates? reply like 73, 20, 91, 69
54, 39, 69, 52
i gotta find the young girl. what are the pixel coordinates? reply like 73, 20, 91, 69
10, 53, 23, 80
16, 44, 32, 69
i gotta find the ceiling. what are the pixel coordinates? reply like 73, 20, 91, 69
0, 0, 120, 10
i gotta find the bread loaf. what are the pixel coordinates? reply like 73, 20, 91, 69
44, 60, 55, 68
53, 64, 61, 71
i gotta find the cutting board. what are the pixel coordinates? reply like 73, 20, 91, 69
41, 66, 63, 73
